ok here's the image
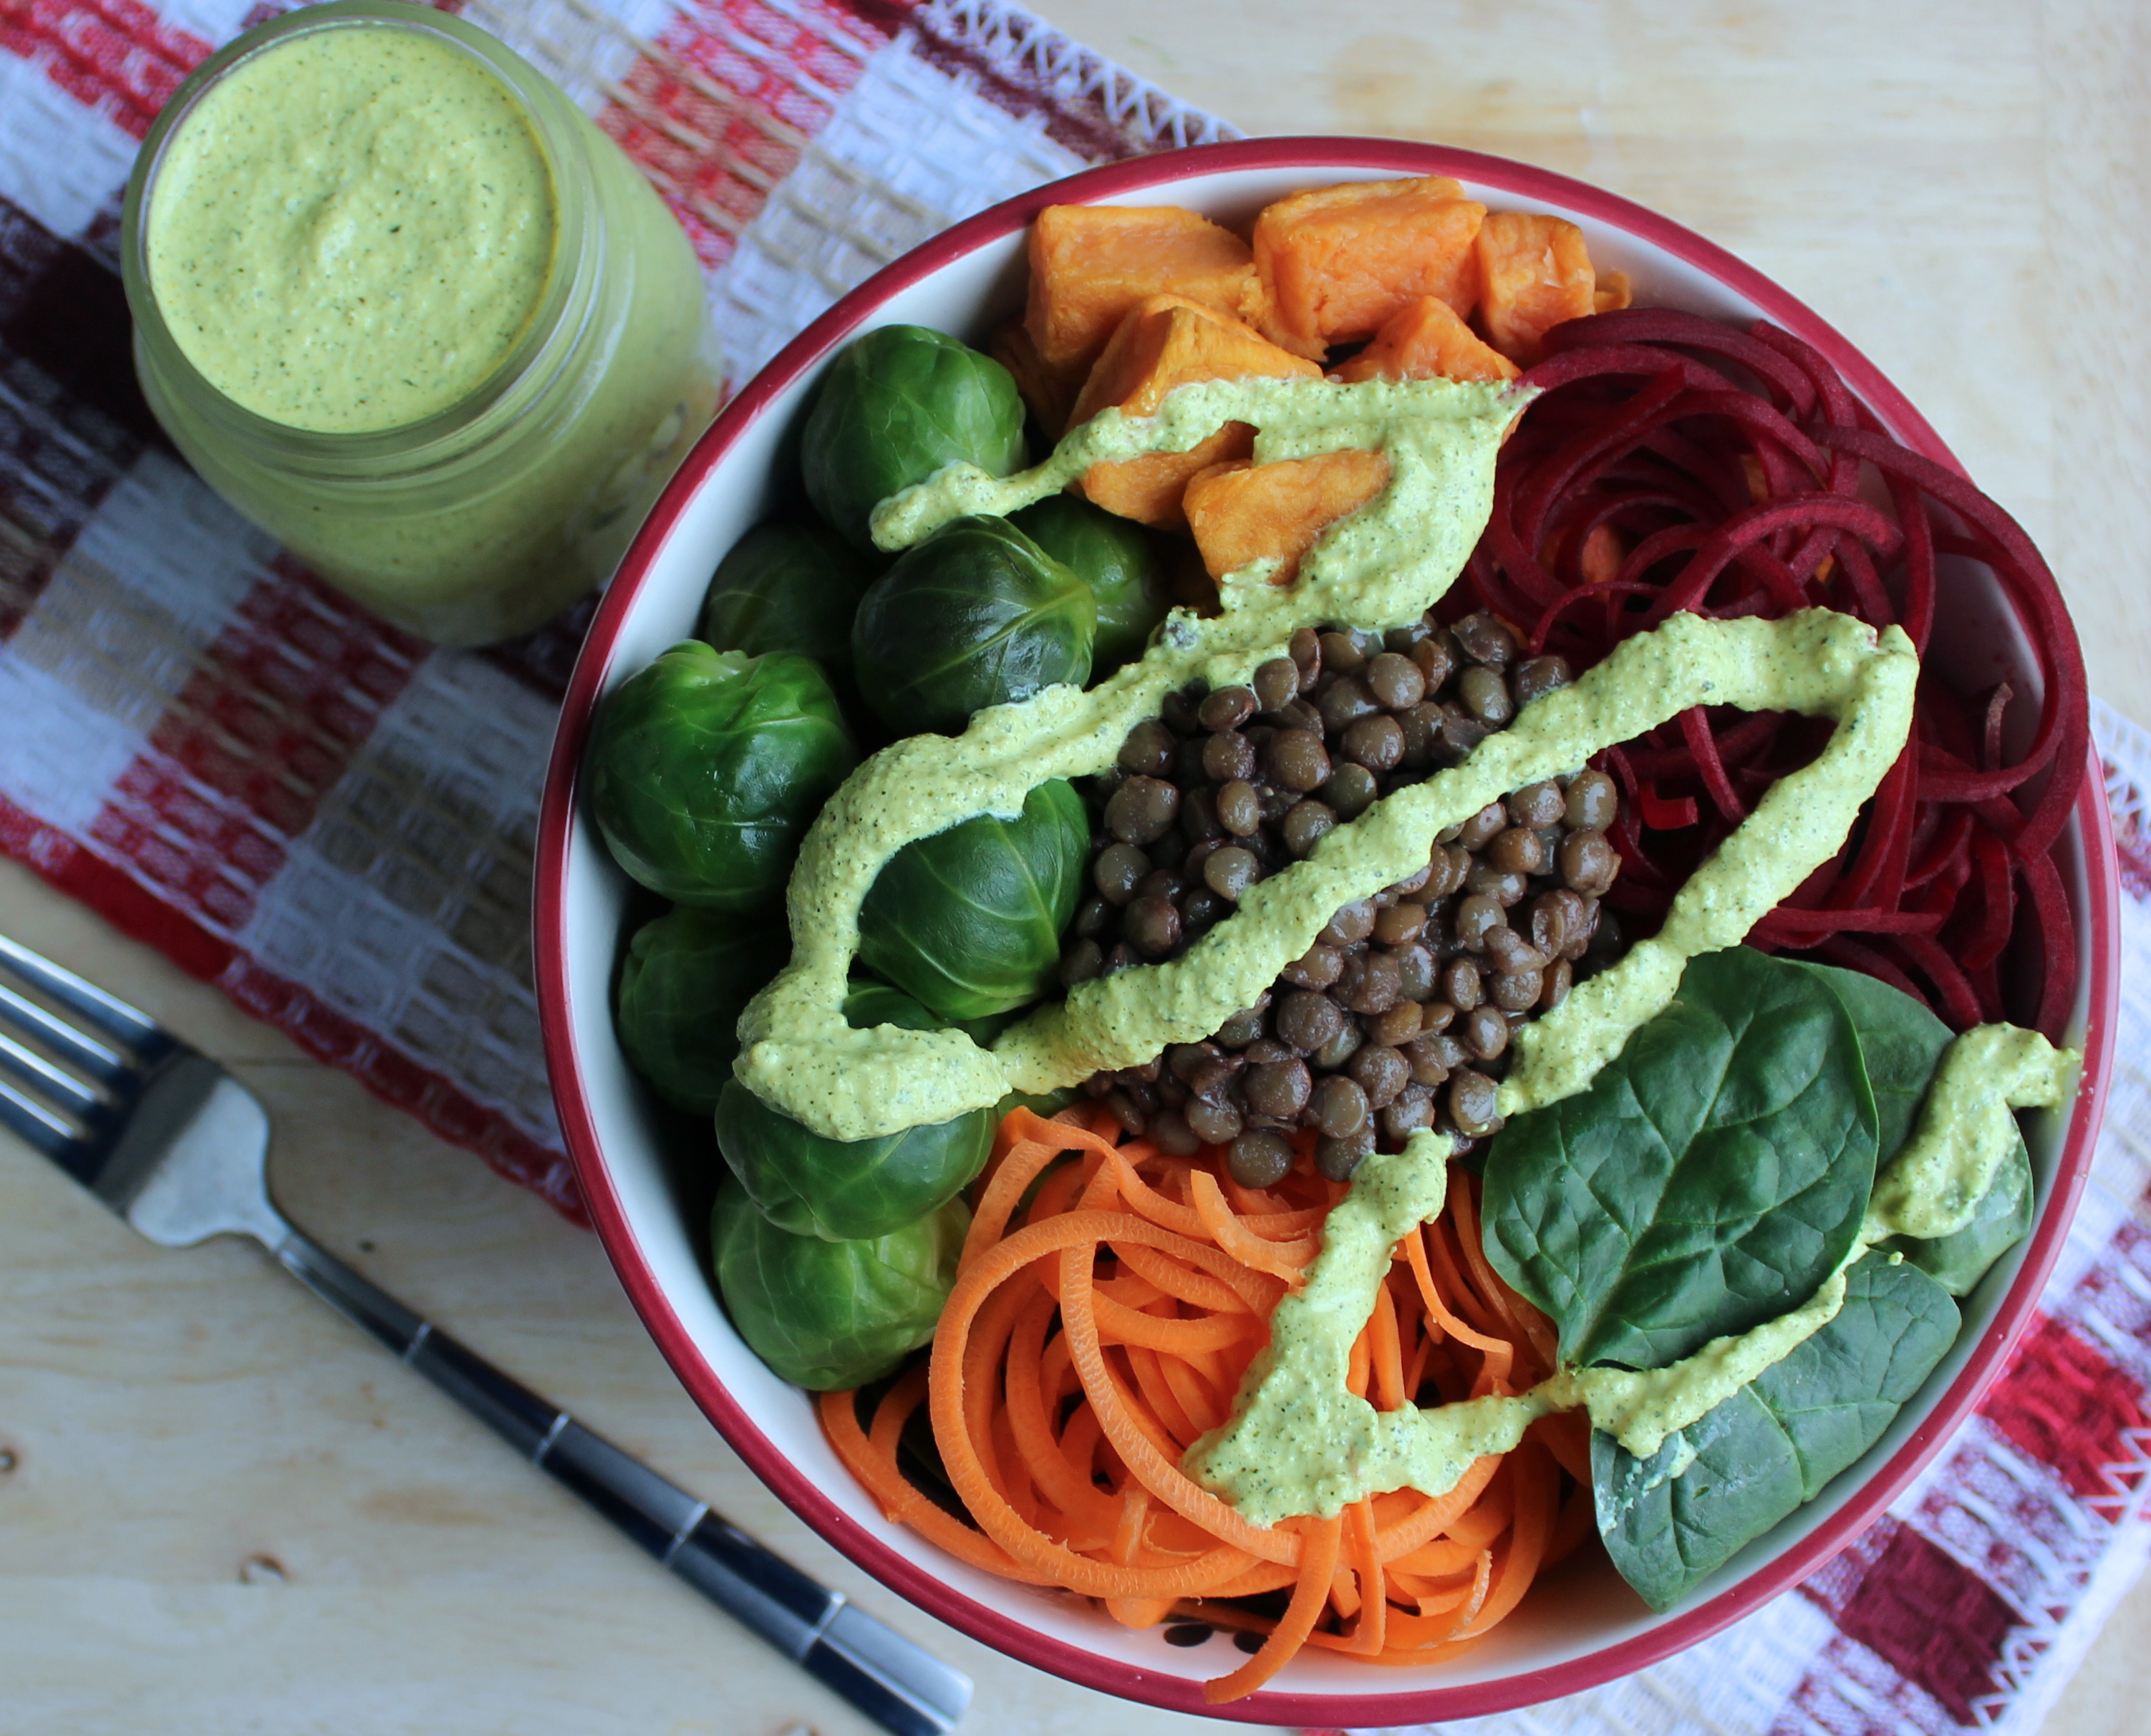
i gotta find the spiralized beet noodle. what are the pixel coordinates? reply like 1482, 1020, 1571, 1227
1459, 309, 2089, 1039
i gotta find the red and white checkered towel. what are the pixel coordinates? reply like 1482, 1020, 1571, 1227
0, 3, 2143, 1728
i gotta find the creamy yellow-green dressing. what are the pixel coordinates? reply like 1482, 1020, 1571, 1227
1189, 1022, 2079, 1523
738, 366, 2074, 1529
146, 24, 557, 432
736, 377, 1917, 1144
735, 376, 1518, 1139
1865, 1024, 2080, 1242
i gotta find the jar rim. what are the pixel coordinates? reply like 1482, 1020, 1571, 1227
120, 0, 599, 472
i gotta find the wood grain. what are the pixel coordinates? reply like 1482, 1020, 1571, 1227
4, 4, 2147, 1732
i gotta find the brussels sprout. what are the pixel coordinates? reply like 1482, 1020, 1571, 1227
712, 1178, 966, 1390
717, 1076, 992, 1243
699, 521, 878, 679
858, 778, 1088, 1022
1010, 494, 1172, 673
586, 644, 857, 911
851, 515, 1096, 737
841, 978, 940, 1033
801, 325, 1027, 552
849, 974, 1010, 1050
997, 1085, 1081, 1120
615, 906, 787, 1114
715, 980, 994, 1241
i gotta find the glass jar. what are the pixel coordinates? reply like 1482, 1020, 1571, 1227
119, 1, 717, 646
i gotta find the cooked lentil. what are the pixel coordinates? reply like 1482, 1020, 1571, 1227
1064, 610, 1621, 1183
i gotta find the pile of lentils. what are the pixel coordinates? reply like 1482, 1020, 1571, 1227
1060, 611, 1625, 1188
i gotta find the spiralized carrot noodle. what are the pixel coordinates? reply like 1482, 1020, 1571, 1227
818, 1109, 1582, 1700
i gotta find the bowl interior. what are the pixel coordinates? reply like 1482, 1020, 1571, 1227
542, 149, 2113, 1722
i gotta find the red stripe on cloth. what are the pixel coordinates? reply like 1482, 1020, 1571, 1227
238, 0, 460, 29
0, 787, 231, 979
0, 190, 152, 636
1981, 1312, 2149, 1500
595, 0, 886, 271
220, 954, 584, 1219
1827, 1523, 2015, 1725
0, 789, 584, 1220
0, 0, 213, 140
847, 0, 1161, 163
2062, 1224, 2151, 1403
84, 565, 426, 935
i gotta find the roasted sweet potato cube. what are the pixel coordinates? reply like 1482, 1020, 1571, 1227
989, 318, 1079, 438
1070, 296, 1320, 528
1333, 296, 1520, 386
1476, 212, 1600, 366
1083, 425, 1256, 527
1183, 449, 1394, 586
1069, 294, 1318, 425
1025, 204, 1263, 379
1252, 177, 1488, 361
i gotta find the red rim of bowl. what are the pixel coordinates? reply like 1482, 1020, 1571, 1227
536, 136, 2122, 1723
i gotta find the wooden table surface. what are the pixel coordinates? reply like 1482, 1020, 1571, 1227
4, 2, 2147, 1732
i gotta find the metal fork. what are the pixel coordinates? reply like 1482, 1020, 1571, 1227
0, 932, 970, 1736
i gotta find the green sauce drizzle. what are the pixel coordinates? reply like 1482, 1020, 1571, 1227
735, 365, 2076, 1529
735, 377, 1517, 1140
1190, 1021, 2077, 1524
1865, 1024, 2080, 1242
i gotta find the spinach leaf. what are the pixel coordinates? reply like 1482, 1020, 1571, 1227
1787, 959, 1953, 1163
1596, 1252, 1958, 1610
1485, 947, 1879, 1370
1794, 959, 2033, 1296
1885, 1133, 2034, 1296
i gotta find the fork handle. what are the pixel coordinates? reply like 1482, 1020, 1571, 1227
271, 1227, 970, 1736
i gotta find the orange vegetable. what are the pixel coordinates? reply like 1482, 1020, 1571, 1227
988, 317, 1079, 438
1182, 449, 1393, 586
1333, 294, 1520, 387
1069, 295, 1319, 527
1474, 210, 1600, 367
1578, 520, 1625, 585
1252, 177, 1488, 360
820, 1106, 1572, 1702
1025, 204, 1264, 381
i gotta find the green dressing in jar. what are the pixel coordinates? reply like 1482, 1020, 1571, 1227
121, 2, 716, 645
145, 26, 557, 435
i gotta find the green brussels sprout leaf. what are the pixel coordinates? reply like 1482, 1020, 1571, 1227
714, 981, 993, 1242
841, 977, 942, 1033
851, 515, 1095, 737
801, 325, 1027, 552
716, 1077, 992, 1244
1010, 493, 1172, 673
712, 1178, 967, 1390
700, 520, 878, 679
996, 1085, 1081, 1120
586, 643, 858, 912
615, 906, 787, 1114
858, 778, 1088, 1022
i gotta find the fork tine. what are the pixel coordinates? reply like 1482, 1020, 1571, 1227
0, 1027, 102, 1117
0, 1072, 78, 1159
0, 934, 165, 1054
0, 980, 133, 1085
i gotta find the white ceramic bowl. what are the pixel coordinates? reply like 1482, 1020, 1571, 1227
536, 139, 2121, 1724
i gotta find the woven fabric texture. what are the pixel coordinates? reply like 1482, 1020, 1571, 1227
0, 4, 2143, 1731
0, 0, 1233, 1218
